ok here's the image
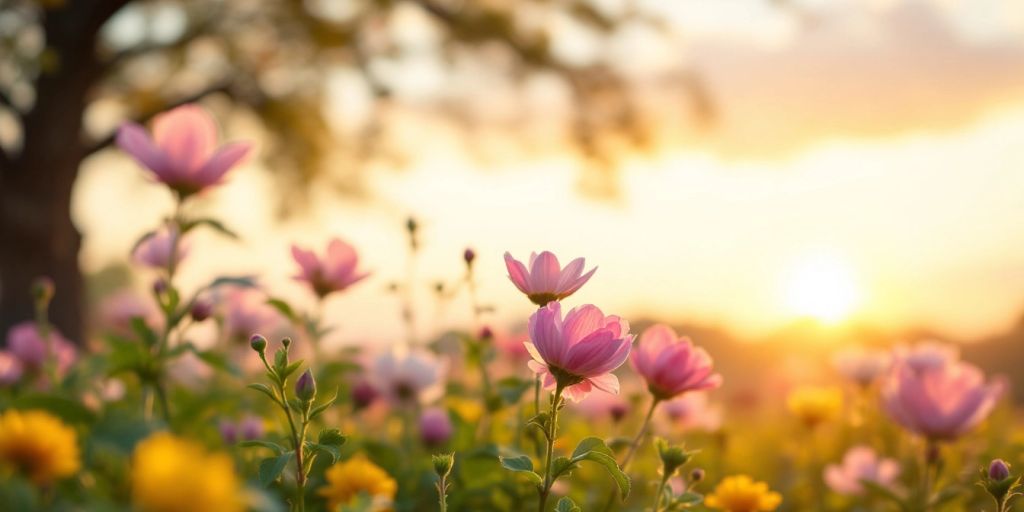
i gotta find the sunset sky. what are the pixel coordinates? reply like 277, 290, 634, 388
75, 0, 1024, 346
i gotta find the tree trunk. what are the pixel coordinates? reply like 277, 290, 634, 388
0, 0, 126, 344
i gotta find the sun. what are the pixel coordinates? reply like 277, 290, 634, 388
783, 254, 862, 324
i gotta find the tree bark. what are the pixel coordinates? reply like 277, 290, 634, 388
0, 0, 127, 343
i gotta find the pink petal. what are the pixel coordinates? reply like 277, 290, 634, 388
562, 304, 607, 346
194, 142, 251, 185
116, 123, 168, 176
153, 104, 218, 173
528, 303, 565, 366
504, 252, 532, 294
529, 251, 561, 292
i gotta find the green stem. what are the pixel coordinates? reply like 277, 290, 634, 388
538, 383, 565, 512
621, 397, 660, 469
438, 476, 448, 512
653, 473, 671, 512
922, 439, 937, 512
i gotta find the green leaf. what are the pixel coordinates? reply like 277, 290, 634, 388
499, 455, 542, 485
13, 394, 96, 425
266, 298, 299, 323
576, 451, 630, 499
129, 317, 159, 347
673, 492, 703, 506
862, 480, 910, 511
280, 361, 302, 380
571, 437, 613, 459
247, 383, 279, 403
318, 428, 347, 446
239, 440, 286, 455
191, 348, 239, 375
496, 376, 532, 405
181, 217, 239, 239
555, 497, 581, 512
309, 389, 339, 419
550, 456, 576, 480
307, 442, 341, 464
528, 412, 550, 437
207, 276, 258, 290
258, 453, 292, 487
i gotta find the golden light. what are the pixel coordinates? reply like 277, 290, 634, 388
782, 254, 862, 324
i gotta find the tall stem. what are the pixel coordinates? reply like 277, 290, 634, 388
538, 383, 565, 512
652, 473, 671, 512
621, 397, 660, 469
921, 439, 938, 512
437, 475, 448, 512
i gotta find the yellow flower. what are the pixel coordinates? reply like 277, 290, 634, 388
132, 432, 243, 512
319, 455, 397, 511
445, 396, 483, 423
0, 409, 80, 484
786, 386, 842, 428
705, 475, 782, 512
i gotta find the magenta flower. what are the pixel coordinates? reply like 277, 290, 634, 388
6, 321, 76, 375
525, 302, 632, 402
99, 289, 162, 336
832, 346, 891, 387
291, 238, 369, 298
419, 407, 454, 446
659, 392, 724, 433
824, 446, 900, 496
881, 343, 1002, 441
0, 351, 23, 386
133, 227, 190, 270
504, 251, 597, 306
220, 287, 279, 342
369, 348, 446, 406
631, 324, 722, 401
116, 104, 252, 197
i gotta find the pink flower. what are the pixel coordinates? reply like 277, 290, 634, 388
573, 390, 631, 423
824, 446, 900, 496
99, 289, 162, 336
833, 347, 891, 387
370, 348, 447, 406
0, 351, 23, 386
525, 302, 633, 402
133, 227, 190, 270
6, 321, 76, 375
291, 238, 370, 297
504, 251, 597, 306
659, 392, 724, 433
893, 341, 957, 373
116, 104, 252, 196
881, 343, 1002, 441
220, 287, 279, 342
419, 407, 454, 446
631, 324, 722, 400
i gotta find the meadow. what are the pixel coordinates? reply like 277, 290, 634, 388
0, 104, 1019, 512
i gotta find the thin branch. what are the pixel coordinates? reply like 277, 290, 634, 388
84, 81, 232, 156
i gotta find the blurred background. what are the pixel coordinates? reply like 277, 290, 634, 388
2, 0, 1024, 393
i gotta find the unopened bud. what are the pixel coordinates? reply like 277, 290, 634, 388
655, 438, 692, 476
463, 248, 476, 266
990, 459, 1011, 481
282, 337, 292, 350
295, 369, 317, 402
432, 452, 455, 479
478, 326, 494, 341
31, 277, 55, 304
152, 278, 168, 295
249, 334, 267, 354
190, 298, 213, 322
351, 380, 379, 410
690, 468, 705, 483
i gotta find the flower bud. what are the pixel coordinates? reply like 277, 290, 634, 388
152, 278, 168, 295
249, 334, 267, 354
690, 468, 705, 483
655, 438, 692, 477
239, 415, 264, 441
478, 326, 494, 341
31, 277, 55, 304
218, 419, 238, 445
990, 459, 1012, 481
351, 380, 379, 410
295, 369, 317, 402
190, 298, 213, 322
432, 453, 455, 479
282, 337, 292, 350
463, 248, 475, 266
419, 408, 453, 446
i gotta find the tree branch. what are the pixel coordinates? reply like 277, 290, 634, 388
84, 81, 233, 156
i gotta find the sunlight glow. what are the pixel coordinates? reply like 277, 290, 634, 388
783, 254, 862, 324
